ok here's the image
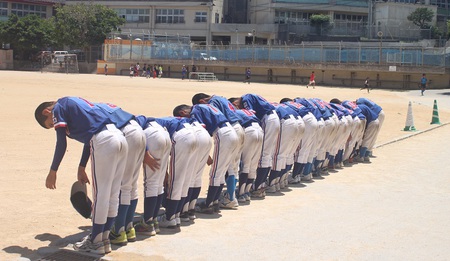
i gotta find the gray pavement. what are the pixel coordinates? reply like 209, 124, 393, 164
108, 123, 450, 261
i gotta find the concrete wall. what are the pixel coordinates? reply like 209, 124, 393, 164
0, 50, 14, 70
102, 60, 450, 89
374, 2, 437, 39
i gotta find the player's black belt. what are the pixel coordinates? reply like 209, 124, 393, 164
282, 115, 292, 120
241, 121, 253, 128
217, 122, 228, 129
265, 110, 274, 116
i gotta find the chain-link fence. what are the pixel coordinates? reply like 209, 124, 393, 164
104, 36, 450, 68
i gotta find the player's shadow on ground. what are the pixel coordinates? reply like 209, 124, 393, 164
439, 92, 450, 96
265, 192, 286, 197
287, 183, 307, 188
3, 226, 90, 260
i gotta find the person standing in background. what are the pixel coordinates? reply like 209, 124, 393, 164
306, 71, 315, 89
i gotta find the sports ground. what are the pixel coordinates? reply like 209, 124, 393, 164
1, 71, 450, 260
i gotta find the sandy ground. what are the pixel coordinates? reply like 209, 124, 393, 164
1, 71, 449, 261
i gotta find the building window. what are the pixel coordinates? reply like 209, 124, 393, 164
11, 3, 46, 18
275, 10, 316, 23
156, 9, 185, 24
0, 2, 7, 17
334, 13, 367, 22
195, 11, 207, 22
115, 9, 150, 23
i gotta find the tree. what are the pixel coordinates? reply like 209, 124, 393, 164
447, 20, 450, 39
0, 14, 55, 59
309, 14, 331, 36
53, 3, 125, 51
407, 7, 434, 29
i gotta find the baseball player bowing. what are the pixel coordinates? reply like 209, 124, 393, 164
192, 93, 244, 208
228, 103, 264, 203
35, 97, 137, 255
153, 116, 198, 228
229, 94, 281, 198
133, 116, 171, 235
173, 104, 239, 214
96, 104, 147, 247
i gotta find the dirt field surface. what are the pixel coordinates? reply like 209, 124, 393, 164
1, 71, 450, 261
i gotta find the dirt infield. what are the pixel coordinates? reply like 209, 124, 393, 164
1, 71, 449, 261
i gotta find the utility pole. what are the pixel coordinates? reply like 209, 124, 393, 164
368, 0, 374, 39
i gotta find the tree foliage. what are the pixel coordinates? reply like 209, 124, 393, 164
447, 20, 450, 39
407, 7, 434, 29
0, 14, 55, 59
309, 14, 331, 36
53, 3, 125, 49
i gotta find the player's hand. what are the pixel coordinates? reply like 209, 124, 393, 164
77, 166, 90, 185
46, 170, 57, 189
207, 155, 213, 166
144, 152, 160, 171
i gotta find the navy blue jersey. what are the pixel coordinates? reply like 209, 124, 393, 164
342, 101, 365, 120
134, 115, 156, 129
241, 94, 276, 120
311, 98, 333, 120
294, 98, 323, 120
234, 109, 259, 128
209, 95, 242, 124
356, 98, 382, 115
357, 104, 377, 125
155, 117, 191, 137
95, 102, 134, 129
52, 97, 132, 144
329, 103, 351, 119
282, 101, 310, 117
190, 104, 229, 136
272, 103, 298, 120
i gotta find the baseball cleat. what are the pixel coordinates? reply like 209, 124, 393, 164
134, 220, 156, 236
74, 235, 106, 255
109, 230, 128, 246
157, 215, 177, 228
126, 227, 136, 242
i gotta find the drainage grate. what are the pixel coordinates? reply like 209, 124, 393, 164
35, 249, 101, 261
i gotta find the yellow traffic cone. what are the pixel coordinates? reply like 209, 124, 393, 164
430, 99, 441, 125
403, 101, 416, 131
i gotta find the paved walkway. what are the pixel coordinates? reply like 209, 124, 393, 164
108, 120, 450, 261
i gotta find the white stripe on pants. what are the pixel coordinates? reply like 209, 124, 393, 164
120, 121, 146, 205
240, 122, 263, 179
209, 124, 239, 186
91, 124, 128, 224
190, 122, 212, 188
143, 121, 171, 197
259, 112, 281, 168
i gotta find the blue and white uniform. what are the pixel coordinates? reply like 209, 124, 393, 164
52, 97, 130, 245
190, 104, 239, 207
294, 98, 325, 163
97, 103, 147, 237
356, 98, 385, 152
341, 101, 366, 162
328, 103, 353, 167
234, 109, 263, 198
311, 98, 338, 163
187, 118, 212, 213
355, 103, 380, 159
266, 103, 301, 191
135, 115, 171, 223
150, 117, 197, 222
283, 101, 318, 166
207, 95, 244, 202
241, 94, 280, 191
